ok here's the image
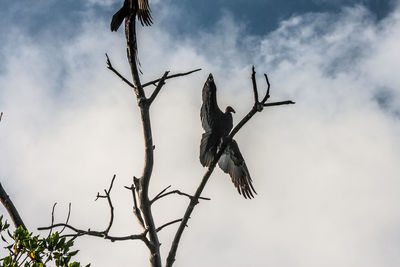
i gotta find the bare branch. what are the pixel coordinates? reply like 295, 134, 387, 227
264, 100, 295, 107
151, 185, 172, 202
261, 73, 271, 103
104, 192, 114, 235
156, 219, 183, 233
124, 181, 145, 229
0, 182, 27, 230
107, 174, 117, 193
60, 203, 72, 234
94, 175, 116, 235
38, 223, 149, 243
151, 190, 211, 204
48, 202, 57, 237
148, 71, 169, 105
106, 53, 136, 90
38, 175, 152, 248
251, 66, 259, 103
142, 68, 202, 88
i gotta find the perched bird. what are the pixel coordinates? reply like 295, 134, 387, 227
110, 0, 152, 32
200, 74, 257, 199
110, 0, 152, 72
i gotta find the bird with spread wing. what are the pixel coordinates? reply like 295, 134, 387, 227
110, 0, 152, 72
200, 74, 257, 199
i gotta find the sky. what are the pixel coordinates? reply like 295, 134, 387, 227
1, 0, 400, 266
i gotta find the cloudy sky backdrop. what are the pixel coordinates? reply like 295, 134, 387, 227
1, 0, 400, 266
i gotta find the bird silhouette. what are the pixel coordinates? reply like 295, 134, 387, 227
110, 0, 152, 73
110, 0, 152, 32
200, 74, 257, 199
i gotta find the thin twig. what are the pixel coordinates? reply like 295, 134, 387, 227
151, 185, 172, 203
151, 190, 211, 205
60, 203, 71, 234
251, 66, 259, 103
100, 175, 116, 235
107, 175, 117, 193
156, 219, 183, 233
106, 53, 136, 89
48, 203, 57, 237
104, 189, 114, 235
142, 69, 202, 88
38, 223, 149, 244
39, 176, 137, 247
263, 100, 295, 107
148, 71, 169, 105
124, 181, 145, 229
261, 73, 271, 103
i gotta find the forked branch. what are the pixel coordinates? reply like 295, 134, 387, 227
106, 53, 136, 90
104, 11, 201, 266
106, 53, 201, 104
148, 71, 169, 105
124, 181, 145, 229
38, 175, 151, 248
38, 223, 150, 245
151, 189, 211, 204
95, 174, 116, 235
156, 219, 183, 233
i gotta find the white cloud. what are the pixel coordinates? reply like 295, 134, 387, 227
1, 2, 400, 267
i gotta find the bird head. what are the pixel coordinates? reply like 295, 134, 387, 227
207, 73, 214, 85
225, 106, 236, 114
205, 73, 217, 91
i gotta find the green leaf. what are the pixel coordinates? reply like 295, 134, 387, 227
56, 237, 65, 250
3, 255, 12, 265
68, 250, 79, 257
1, 234, 8, 243
0, 227, 87, 267
7, 229, 13, 239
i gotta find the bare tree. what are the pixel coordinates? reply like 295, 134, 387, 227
2, 1, 295, 266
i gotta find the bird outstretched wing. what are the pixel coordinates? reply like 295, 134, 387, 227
110, 0, 152, 31
200, 74, 224, 132
110, 1, 129, 32
137, 0, 153, 26
218, 140, 257, 199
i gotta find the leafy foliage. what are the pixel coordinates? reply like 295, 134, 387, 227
0, 216, 89, 267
